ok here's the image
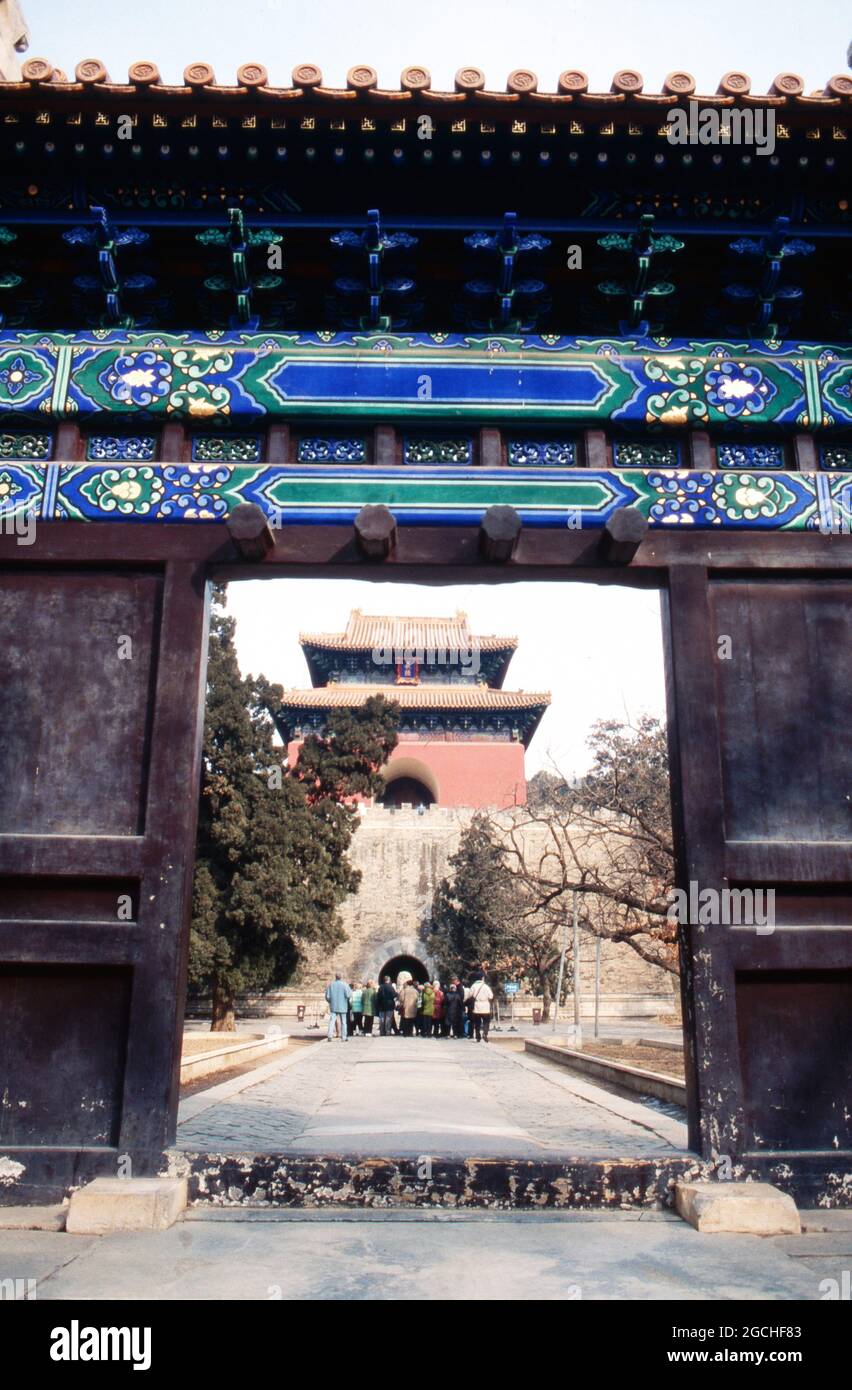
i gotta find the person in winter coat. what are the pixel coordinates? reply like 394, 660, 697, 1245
467, 973, 494, 1042
420, 982, 435, 1037
361, 980, 377, 1035
444, 979, 465, 1038
431, 982, 445, 1037
376, 976, 397, 1036
399, 979, 420, 1036
325, 972, 352, 1041
350, 982, 363, 1035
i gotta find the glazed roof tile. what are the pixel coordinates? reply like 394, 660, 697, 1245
300, 610, 517, 653
280, 685, 550, 711
6, 59, 851, 110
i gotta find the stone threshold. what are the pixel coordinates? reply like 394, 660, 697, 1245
170, 1152, 702, 1210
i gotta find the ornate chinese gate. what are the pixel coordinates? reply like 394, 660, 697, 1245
0, 58, 850, 1205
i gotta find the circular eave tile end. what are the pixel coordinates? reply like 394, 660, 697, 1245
717, 70, 751, 96
612, 69, 643, 94
237, 63, 268, 88
455, 66, 486, 93
21, 57, 54, 83
771, 72, 805, 97
507, 69, 538, 94
129, 61, 160, 86
75, 59, 109, 85
401, 65, 431, 91
663, 71, 696, 97
826, 74, 852, 98
292, 63, 322, 89
558, 69, 589, 95
347, 65, 378, 91
183, 62, 216, 88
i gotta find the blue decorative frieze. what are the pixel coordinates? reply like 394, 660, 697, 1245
508, 439, 576, 467
820, 444, 852, 470
191, 435, 262, 462
45, 462, 839, 532
87, 434, 156, 461
297, 436, 367, 463
613, 441, 681, 468
716, 442, 785, 469
0, 332, 842, 429
0, 431, 51, 460
403, 437, 473, 465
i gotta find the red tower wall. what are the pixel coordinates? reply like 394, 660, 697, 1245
286, 738, 527, 809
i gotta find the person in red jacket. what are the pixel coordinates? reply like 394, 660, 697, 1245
431, 981, 445, 1038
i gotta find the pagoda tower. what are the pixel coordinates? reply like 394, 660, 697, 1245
275, 609, 550, 809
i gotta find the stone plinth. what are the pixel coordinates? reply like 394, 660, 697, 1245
675, 1181, 801, 1235
66, 1178, 187, 1234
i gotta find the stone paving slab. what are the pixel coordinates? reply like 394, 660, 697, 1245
176, 1037, 687, 1158
0, 1229, 96, 1295
2, 1213, 825, 1301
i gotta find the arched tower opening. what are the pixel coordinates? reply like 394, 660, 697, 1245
379, 954, 430, 986
380, 755, 439, 807
379, 775, 435, 808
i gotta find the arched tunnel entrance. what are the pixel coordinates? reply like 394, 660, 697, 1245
378, 776, 435, 808
379, 954, 430, 985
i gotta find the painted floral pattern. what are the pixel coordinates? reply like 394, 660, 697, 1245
0, 351, 49, 407
705, 361, 776, 418
77, 466, 166, 515
711, 472, 796, 521
0, 354, 40, 397
98, 351, 173, 407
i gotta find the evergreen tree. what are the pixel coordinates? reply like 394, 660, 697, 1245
425, 814, 525, 983
189, 589, 398, 1029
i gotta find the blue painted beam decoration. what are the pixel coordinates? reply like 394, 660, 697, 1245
0, 461, 849, 532
0, 331, 849, 429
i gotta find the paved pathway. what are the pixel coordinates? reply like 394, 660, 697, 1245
176, 1036, 687, 1157
6, 1209, 849, 1301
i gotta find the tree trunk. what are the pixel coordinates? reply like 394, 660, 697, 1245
541, 975, 552, 1022
211, 980, 236, 1032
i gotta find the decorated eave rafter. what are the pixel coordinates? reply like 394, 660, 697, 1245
0, 59, 848, 339
0, 59, 848, 539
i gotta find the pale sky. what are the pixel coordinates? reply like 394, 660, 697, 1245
24, 0, 846, 777
25, 0, 849, 94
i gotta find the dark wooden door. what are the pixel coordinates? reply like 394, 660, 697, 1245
664, 567, 852, 1195
0, 545, 209, 1199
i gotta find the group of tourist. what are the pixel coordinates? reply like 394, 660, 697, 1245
324, 972, 494, 1042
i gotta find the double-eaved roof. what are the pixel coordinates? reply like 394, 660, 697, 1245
300, 609, 517, 654
279, 685, 549, 711
280, 609, 550, 747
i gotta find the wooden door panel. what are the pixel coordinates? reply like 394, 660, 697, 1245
0, 555, 208, 1200
736, 970, 852, 1151
710, 578, 852, 844
0, 570, 161, 836
0, 964, 132, 1147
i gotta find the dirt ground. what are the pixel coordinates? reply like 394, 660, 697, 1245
577, 1041, 685, 1080
179, 1036, 315, 1096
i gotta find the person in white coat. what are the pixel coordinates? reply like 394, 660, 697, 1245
467, 973, 494, 1042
